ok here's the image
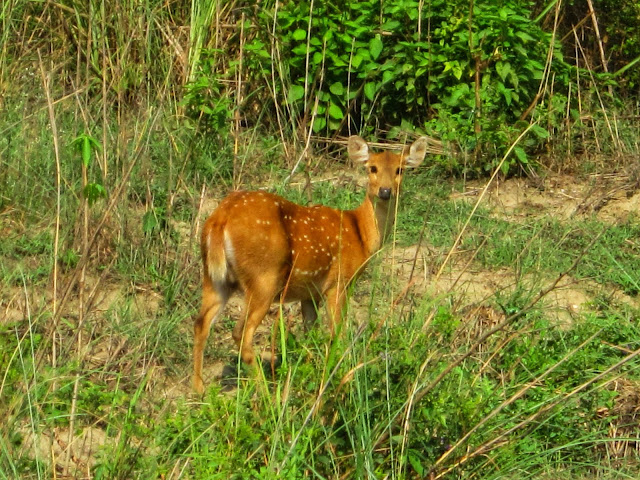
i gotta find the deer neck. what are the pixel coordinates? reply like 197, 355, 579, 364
353, 194, 396, 257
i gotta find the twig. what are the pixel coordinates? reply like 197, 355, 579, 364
37, 50, 62, 376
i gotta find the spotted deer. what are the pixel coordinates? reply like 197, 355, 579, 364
193, 136, 427, 393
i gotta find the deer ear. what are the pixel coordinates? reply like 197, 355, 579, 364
347, 136, 369, 164
404, 137, 428, 167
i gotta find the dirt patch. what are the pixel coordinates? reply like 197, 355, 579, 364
456, 173, 640, 222
19, 424, 110, 479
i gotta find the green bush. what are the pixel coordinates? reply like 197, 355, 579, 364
241, 0, 568, 173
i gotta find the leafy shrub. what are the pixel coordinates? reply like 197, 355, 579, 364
241, 0, 568, 173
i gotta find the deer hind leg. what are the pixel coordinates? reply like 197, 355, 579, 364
193, 277, 231, 394
232, 274, 281, 365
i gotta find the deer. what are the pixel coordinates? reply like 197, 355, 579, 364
193, 135, 428, 393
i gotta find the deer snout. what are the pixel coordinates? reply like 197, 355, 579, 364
378, 187, 392, 200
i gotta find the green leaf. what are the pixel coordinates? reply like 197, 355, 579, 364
364, 82, 376, 101
82, 136, 91, 167
142, 210, 158, 234
351, 54, 364, 69
408, 453, 425, 476
515, 31, 535, 42
443, 60, 463, 80
292, 29, 306, 41
83, 183, 107, 206
496, 61, 511, 81
287, 85, 305, 104
369, 35, 383, 60
312, 116, 326, 133
328, 103, 343, 120
530, 124, 550, 139
381, 20, 401, 31
329, 82, 344, 96
72, 133, 101, 168
498, 82, 512, 105
445, 83, 469, 106
292, 44, 310, 56
514, 146, 528, 163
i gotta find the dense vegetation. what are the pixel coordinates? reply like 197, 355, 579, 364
1, 0, 640, 478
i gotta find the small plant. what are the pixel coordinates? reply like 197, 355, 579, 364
71, 133, 106, 206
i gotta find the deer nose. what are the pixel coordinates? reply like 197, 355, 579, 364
378, 187, 392, 200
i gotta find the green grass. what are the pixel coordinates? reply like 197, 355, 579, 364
3, 107, 640, 477
3, 111, 640, 477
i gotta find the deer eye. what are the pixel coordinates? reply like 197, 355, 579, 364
396, 167, 403, 175
369, 166, 378, 174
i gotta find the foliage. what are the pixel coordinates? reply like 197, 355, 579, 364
242, 0, 568, 173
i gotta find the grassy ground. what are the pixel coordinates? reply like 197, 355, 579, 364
2, 13, 640, 477
2, 94, 640, 479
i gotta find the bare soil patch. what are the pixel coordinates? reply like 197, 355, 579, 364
456, 172, 640, 222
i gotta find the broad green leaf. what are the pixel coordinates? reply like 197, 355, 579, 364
291, 44, 307, 56
381, 20, 401, 31
142, 210, 158, 234
443, 61, 463, 80
292, 29, 306, 41
364, 82, 376, 101
514, 146, 528, 164
530, 124, 550, 139
329, 82, 344, 96
515, 31, 535, 42
496, 61, 511, 81
287, 84, 305, 104
498, 83, 512, 105
351, 54, 364, 69
369, 35, 383, 60
408, 453, 425, 476
328, 103, 343, 120
312, 116, 326, 133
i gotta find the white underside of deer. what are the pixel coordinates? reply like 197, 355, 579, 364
193, 135, 427, 393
